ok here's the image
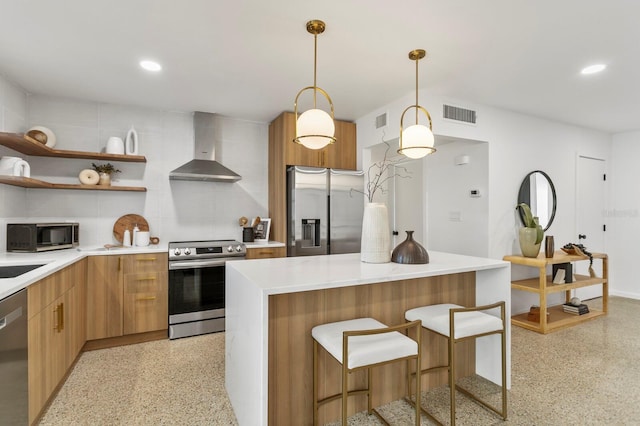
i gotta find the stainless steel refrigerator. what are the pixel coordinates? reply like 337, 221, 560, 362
287, 166, 364, 256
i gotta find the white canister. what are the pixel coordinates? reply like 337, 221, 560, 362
123, 229, 132, 247
135, 231, 150, 247
106, 137, 125, 155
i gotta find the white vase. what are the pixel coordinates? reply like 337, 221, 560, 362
361, 203, 391, 263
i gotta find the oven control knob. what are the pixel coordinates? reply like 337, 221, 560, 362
227, 245, 233, 253
174, 248, 181, 256
235, 245, 243, 252
184, 248, 191, 255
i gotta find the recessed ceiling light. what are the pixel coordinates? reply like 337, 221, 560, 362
581, 64, 606, 75
139, 60, 162, 72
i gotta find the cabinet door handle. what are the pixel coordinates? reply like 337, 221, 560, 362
118, 256, 122, 271
258, 251, 273, 255
136, 257, 157, 262
136, 296, 157, 301
53, 305, 59, 332
59, 303, 64, 331
136, 276, 157, 281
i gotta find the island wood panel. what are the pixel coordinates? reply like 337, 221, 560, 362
268, 272, 476, 425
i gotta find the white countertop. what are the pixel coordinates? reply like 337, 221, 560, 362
243, 240, 285, 248
0, 244, 167, 300
228, 251, 509, 295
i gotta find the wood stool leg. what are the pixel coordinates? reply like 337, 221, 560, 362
313, 339, 319, 426
449, 336, 456, 426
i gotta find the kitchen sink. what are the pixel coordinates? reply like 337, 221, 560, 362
0, 264, 45, 279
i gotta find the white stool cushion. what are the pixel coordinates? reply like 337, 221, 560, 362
405, 303, 503, 339
312, 318, 418, 370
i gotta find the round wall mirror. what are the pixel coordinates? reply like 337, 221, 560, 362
517, 170, 557, 231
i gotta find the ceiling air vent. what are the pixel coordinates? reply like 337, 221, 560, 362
375, 112, 387, 129
443, 104, 477, 125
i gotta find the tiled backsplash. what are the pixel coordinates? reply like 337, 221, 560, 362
0, 86, 269, 249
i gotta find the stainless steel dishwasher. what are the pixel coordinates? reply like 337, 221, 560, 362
0, 288, 28, 425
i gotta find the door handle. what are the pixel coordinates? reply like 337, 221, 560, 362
578, 234, 587, 240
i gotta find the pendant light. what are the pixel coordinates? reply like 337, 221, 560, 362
398, 49, 436, 159
293, 20, 336, 150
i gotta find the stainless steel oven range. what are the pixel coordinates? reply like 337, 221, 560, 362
168, 240, 246, 339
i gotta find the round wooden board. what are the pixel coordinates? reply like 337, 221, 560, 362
113, 214, 149, 243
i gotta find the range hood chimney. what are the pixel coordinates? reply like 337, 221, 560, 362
169, 112, 241, 182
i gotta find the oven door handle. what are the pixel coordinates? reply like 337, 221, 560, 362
169, 259, 228, 270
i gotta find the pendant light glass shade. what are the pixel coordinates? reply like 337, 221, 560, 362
293, 20, 336, 150
398, 49, 436, 159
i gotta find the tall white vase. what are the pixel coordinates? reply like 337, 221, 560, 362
361, 202, 391, 263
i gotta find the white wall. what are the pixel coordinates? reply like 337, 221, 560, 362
0, 73, 29, 247
357, 91, 612, 313
609, 131, 640, 299
426, 139, 489, 257
2, 94, 268, 248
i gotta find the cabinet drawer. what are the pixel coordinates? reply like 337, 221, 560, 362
27, 264, 77, 318
124, 253, 167, 273
124, 271, 167, 293
246, 246, 286, 259
123, 271, 168, 335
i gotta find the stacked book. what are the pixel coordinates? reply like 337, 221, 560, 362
562, 303, 590, 315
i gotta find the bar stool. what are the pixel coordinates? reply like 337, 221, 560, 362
312, 318, 423, 425
405, 302, 507, 426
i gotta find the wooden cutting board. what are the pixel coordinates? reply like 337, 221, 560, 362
113, 214, 149, 243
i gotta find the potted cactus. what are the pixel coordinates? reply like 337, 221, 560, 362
517, 202, 544, 257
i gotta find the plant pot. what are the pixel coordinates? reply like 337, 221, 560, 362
98, 172, 111, 186
361, 203, 391, 263
519, 227, 541, 258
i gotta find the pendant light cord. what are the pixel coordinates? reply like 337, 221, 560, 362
415, 57, 419, 124
313, 33, 318, 108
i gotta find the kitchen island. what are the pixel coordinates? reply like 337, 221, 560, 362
225, 251, 511, 426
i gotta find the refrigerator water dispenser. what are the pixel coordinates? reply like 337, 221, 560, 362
301, 219, 320, 247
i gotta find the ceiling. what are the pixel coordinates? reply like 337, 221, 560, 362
2, 1, 637, 133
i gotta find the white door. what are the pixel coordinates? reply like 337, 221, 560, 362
574, 155, 606, 301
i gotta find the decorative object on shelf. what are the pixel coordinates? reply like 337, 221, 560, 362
105, 136, 125, 154
391, 230, 429, 264
26, 126, 56, 148
78, 169, 99, 185
91, 162, 121, 186
517, 202, 543, 258
561, 242, 595, 277
125, 126, 139, 155
552, 263, 573, 284
123, 229, 132, 247
398, 49, 436, 159
545, 235, 555, 258
361, 202, 391, 263
150, 236, 160, 245
527, 306, 549, 323
570, 296, 581, 305
293, 19, 336, 150
238, 216, 249, 227
0, 156, 30, 177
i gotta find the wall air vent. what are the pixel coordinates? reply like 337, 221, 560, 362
443, 104, 477, 125
375, 112, 387, 129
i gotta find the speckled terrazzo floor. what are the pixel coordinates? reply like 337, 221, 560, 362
40, 296, 640, 425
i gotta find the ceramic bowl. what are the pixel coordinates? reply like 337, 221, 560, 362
27, 126, 57, 148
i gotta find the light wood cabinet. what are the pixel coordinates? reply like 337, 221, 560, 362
268, 111, 357, 243
123, 255, 168, 334
246, 246, 286, 259
28, 260, 86, 424
503, 251, 608, 334
86, 255, 124, 340
87, 253, 168, 340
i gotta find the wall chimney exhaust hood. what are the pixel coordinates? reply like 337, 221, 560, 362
169, 112, 241, 182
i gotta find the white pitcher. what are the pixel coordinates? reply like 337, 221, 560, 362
125, 126, 139, 155
0, 156, 30, 177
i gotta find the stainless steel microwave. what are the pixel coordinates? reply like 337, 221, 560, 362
7, 223, 79, 252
